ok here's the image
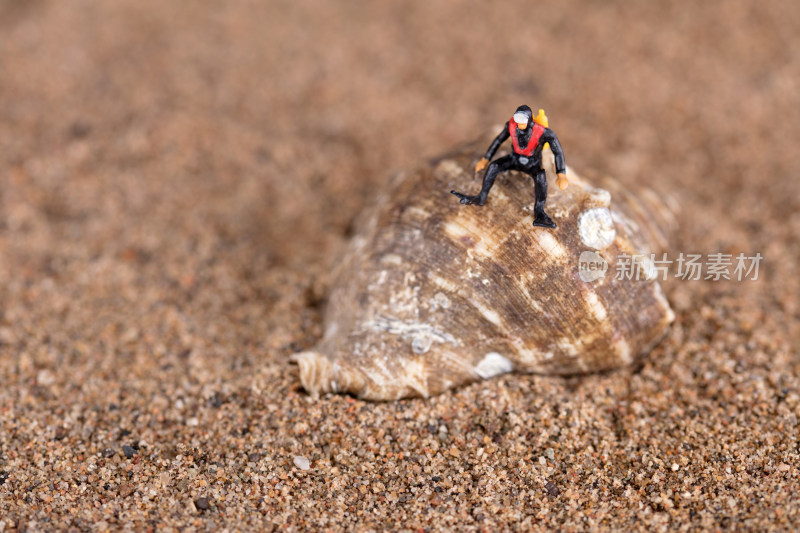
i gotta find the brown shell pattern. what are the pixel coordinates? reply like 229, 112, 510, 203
293, 136, 678, 400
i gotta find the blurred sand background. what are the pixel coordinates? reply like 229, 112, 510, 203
1, 0, 799, 530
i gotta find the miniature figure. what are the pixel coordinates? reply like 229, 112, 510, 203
450, 105, 569, 228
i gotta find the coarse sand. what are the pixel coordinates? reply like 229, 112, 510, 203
1, 1, 799, 531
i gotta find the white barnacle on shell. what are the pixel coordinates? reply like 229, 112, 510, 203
579, 207, 617, 250
474, 353, 514, 379
292, 137, 678, 401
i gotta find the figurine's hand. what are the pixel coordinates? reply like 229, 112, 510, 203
475, 158, 489, 173
556, 173, 569, 191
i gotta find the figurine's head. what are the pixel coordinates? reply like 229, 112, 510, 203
513, 105, 533, 130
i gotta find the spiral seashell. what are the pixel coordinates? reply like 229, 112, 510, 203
292, 135, 678, 400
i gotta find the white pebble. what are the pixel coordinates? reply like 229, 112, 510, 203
293, 456, 311, 470
37, 369, 55, 386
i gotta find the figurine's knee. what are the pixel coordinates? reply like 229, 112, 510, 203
486, 162, 502, 176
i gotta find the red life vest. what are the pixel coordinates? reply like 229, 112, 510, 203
509, 118, 545, 156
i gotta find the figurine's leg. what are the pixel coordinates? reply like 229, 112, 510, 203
451, 155, 514, 206
531, 168, 556, 228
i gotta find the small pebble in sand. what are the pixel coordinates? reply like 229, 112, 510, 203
293, 456, 311, 470
195, 497, 210, 511
122, 445, 136, 459
37, 369, 56, 386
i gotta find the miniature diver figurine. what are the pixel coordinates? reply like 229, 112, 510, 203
451, 105, 569, 228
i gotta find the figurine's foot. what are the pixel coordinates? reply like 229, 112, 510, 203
532, 212, 557, 228
450, 190, 485, 206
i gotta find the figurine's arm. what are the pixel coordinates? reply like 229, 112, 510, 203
543, 128, 569, 190
475, 123, 510, 172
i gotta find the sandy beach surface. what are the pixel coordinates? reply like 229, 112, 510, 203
1, 1, 799, 530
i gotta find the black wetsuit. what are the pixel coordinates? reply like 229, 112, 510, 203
451, 118, 566, 228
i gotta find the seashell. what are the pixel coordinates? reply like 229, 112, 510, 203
292, 135, 678, 401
